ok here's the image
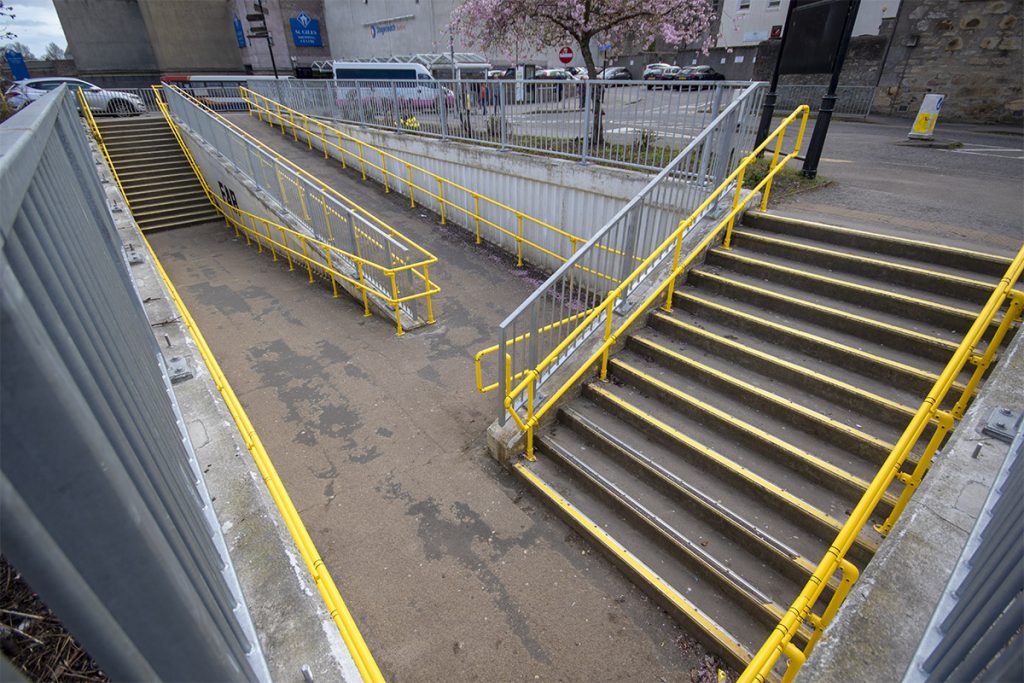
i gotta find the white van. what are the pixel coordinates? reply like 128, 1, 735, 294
332, 61, 453, 110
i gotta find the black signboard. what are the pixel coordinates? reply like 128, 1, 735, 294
778, 0, 857, 75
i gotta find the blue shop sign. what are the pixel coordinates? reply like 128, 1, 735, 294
233, 16, 246, 48
290, 11, 322, 47
5, 51, 29, 81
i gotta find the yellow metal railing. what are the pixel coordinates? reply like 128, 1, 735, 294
154, 86, 436, 335
76, 87, 387, 682
498, 105, 811, 460
162, 85, 437, 334
240, 87, 614, 276
77, 87, 132, 211
741, 248, 1024, 683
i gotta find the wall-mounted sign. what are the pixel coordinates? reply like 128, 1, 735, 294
233, 17, 247, 48
367, 14, 413, 39
290, 11, 322, 47
5, 51, 29, 80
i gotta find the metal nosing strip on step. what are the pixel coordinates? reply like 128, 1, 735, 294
691, 271, 961, 355
628, 334, 901, 462
587, 383, 880, 555
653, 314, 922, 423
542, 435, 779, 611
513, 462, 754, 666
710, 251, 983, 324
731, 230, 997, 294
562, 406, 814, 572
743, 212, 1015, 266
674, 293, 963, 394
609, 358, 898, 510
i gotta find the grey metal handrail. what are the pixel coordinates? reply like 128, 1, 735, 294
486, 82, 764, 419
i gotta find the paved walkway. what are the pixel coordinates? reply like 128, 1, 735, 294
148, 113, 713, 681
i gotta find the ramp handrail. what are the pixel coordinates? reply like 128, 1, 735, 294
741, 248, 1024, 682
161, 84, 437, 334
240, 86, 606, 276
475, 82, 765, 410
153, 87, 436, 336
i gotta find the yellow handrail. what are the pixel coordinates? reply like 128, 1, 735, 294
740, 248, 1024, 683
76, 88, 132, 211
239, 87, 624, 280
500, 105, 811, 460
155, 86, 435, 335
165, 84, 436, 270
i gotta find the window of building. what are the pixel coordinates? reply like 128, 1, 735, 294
768, 0, 781, 7
738, 0, 751, 9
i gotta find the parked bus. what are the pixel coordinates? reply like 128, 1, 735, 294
331, 62, 454, 111
160, 74, 289, 110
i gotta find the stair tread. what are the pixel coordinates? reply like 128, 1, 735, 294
733, 226, 1001, 292
587, 376, 888, 537
611, 347, 900, 488
675, 286, 962, 381
649, 310, 927, 424
521, 452, 766, 663
691, 264, 969, 345
567, 393, 880, 565
706, 247, 985, 333
539, 424, 823, 643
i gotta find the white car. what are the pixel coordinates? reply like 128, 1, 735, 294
7, 77, 147, 115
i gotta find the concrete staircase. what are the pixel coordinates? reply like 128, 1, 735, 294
516, 210, 1015, 671
96, 117, 220, 232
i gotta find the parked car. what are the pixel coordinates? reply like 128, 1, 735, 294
596, 66, 633, 82
678, 65, 726, 87
649, 66, 684, 90
3, 82, 30, 112
565, 66, 589, 80
642, 63, 673, 83
6, 77, 147, 115
535, 68, 571, 80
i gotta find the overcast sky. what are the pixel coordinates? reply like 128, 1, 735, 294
4, 0, 68, 56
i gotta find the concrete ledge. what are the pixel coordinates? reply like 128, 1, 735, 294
85, 126, 360, 683
799, 329, 1024, 683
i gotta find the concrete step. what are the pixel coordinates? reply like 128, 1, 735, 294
729, 228, 997, 306
686, 269, 964, 364
514, 455, 761, 672
704, 247, 989, 337
138, 208, 221, 233
742, 211, 1014, 278
125, 180, 205, 202
132, 196, 214, 221
117, 160, 193, 179
513, 208, 1017, 672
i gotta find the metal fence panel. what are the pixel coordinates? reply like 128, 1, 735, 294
249, 78, 761, 171
0, 87, 268, 682
485, 83, 765, 417
774, 84, 876, 118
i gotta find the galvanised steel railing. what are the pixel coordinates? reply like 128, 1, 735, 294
494, 104, 810, 456
241, 86, 611, 278
742, 247, 1024, 683
161, 84, 438, 334
775, 84, 877, 118
475, 82, 765, 408
247, 78, 762, 171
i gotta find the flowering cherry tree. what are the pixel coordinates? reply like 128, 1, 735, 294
450, 0, 715, 80
451, 0, 715, 142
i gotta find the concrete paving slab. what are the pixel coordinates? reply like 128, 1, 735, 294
147, 117, 723, 680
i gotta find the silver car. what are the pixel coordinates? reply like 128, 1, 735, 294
8, 77, 146, 115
